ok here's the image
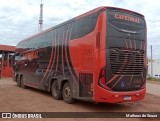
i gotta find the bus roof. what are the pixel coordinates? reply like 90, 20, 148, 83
106, 6, 144, 17
18, 6, 144, 45
75, 6, 144, 19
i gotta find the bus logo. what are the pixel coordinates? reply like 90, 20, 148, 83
114, 14, 140, 23
121, 81, 125, 87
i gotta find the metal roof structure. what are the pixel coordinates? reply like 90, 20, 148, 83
0, 45, 15, 53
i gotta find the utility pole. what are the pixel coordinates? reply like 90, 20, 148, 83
38, 0, 43, 32
151, 45, 153, 77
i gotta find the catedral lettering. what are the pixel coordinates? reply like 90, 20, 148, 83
13, 6, 147, 104
115, 14, 140, 23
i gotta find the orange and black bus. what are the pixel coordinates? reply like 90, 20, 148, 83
13, 6, 147, 104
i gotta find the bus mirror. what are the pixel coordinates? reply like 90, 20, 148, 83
96, 32, 101, 48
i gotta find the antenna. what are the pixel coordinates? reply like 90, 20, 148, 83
38, 0, 43, 32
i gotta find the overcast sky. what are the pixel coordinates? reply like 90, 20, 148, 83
0, 0, 160, 58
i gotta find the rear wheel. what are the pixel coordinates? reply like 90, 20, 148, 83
20, 76, 27, 89
63, 82, 75, 104
16, 76, 21, 87
51, 80, 62, 100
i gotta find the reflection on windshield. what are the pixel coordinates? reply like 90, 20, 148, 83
108, 10, 145, 33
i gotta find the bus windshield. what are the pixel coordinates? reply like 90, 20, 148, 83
107, 10, 146, 34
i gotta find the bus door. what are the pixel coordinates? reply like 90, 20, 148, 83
20, 51, 39, 87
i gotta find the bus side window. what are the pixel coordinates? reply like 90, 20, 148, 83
78, 15, 93, 36
71, 13, 99, 40
72, 21, 80, 39
71, 16, 93, 39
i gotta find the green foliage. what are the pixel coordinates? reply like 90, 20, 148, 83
147, 76, 160, 81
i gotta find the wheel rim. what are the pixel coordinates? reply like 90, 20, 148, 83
64, 87, 71, 99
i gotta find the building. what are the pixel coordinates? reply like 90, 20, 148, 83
148, 59, 160, 78
0, 44, 15, 78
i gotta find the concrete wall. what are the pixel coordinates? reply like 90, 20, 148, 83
148, 59, 160, 78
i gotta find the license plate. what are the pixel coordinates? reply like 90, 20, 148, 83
124, 96, 131, 101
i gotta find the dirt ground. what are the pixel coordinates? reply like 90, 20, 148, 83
0, 78, 160, 121
147, 80, 160, 85
146, 83, 160, 96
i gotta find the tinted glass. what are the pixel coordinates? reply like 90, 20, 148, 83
108, 10, 145, 33
71, 13, 99, 39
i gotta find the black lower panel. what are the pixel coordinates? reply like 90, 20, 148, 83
79, 73, 93, 97
107, 75, 144, 91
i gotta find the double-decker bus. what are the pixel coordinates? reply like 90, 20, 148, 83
13, 6, 147, 104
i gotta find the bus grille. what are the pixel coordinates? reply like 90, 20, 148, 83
109, 48, 144, 75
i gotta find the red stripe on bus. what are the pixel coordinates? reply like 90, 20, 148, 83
62, 32, 65, 78
55, 31, 60, 77
106, 75, 118, 85
43, 31, 57, 82
134, 39, 136, 49
111, 76, 123, 89
125, 39, 128, 48
128, 75, 133, 86
40, 31, 55, 84
129, 38, 132, 48
65, 25, 78, 86
140, 40, 142, 49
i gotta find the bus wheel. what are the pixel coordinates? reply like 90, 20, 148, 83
51, 80, 62, 100
20, 76, 26, 89
63, 82, 75, 104
17, 77, 21, 87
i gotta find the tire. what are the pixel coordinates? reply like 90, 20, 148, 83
51, 80, 62, 100
16, 77, 21, 87
20, 76, 27, 89
63, 82, 75, 104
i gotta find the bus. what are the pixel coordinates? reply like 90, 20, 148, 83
13, 6, 147, 104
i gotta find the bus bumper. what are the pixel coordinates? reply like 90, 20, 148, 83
94, 87, 146, 103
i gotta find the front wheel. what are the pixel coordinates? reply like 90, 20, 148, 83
51, 80, 62, 100
16, 77, 21, 87
63, 82, 75, 104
